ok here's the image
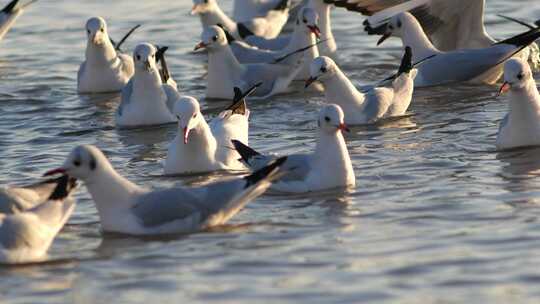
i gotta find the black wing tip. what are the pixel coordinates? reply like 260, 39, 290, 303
496, 27, 540, 47
244, 157, 287, 188
272, 0, 289, 11
232, 82, 262, 103
155, 45, 169, 61
237, 23, 255, 39
217, 23, 236, 43
2, 0, 19, 14
363, 20, 387, 36
232, 140, 261, 163
48, 175, 78, 201
397, 46, 413, 75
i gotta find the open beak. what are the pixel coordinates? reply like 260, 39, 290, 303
190, 4, 202, 15
44, 168, 67, 177
498, 81, 511, 97
307, 25, 321, 39
194, 41, 207, 51
377, 33, 391, 46
183, 127, 190, 144
305, 76, 318, 88
338, 123, 350, 133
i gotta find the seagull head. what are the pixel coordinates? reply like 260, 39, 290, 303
86, 17, 109, 46
306, 56, 337, 88
297, 7, 321, 39
318, 104, 349, 134
133, 43, 158, 73
190, 0, 215, 15
194, 25, 227, 51
377, 12, 412, 46
499, 58, 533, 96
44, 145, 111, 181
173, 97, 203, 144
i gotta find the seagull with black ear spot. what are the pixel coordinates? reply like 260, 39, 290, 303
0, 0, 37, 42
77, 17, 136, 94
44, 145, 288, 236
306, 47, 417, 124
232, 104, 355, 193
164, 84, 258, 175
115, 43, 179, 128
496, 58, 540, 150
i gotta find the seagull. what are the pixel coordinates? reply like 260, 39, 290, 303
496, 59, 540, 150
0, 175, 78, 264
116, 43, 179, 128
371, 12, 540, 87
224, 6, 322, 66
164, 84, 258, 175
306, 47, 416, 124
77, 17, 137, 94
243, 0, 336, 57
232, 104, 355, 193
44, 145, 287, 236
195, 25, 304, 99
191, 0, 289, 40
0, 176, 77, 214
0, 0, 37, 42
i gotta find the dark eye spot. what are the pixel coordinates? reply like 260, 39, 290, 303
90, 158, 97, 171
87, 29, 91, 34
176, 115, 181, 120
204, 0, 208, 3
73, 160, 81, 167
193, 113, 197, 118
397, 20, 402, 28
517, 73, 524, 80
136, 55, 141, 60
320, 66, 327, 73
100, 28, 104, 33
212, 35, 218, 41
388, 25, 394, 30
303, 18, 307, 23
324, 116, 330, 122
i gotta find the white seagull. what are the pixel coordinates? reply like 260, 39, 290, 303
371, 12, 540, 87
116, 43, 179, 128
195, 25, 304, 99
243, 0, 337, 57
0, 176, 77, 214
77, 17, 137, 94
191, 0, 289, 40
232, 104, 355, 193
306, 47, 417, 124
164, 84, 257, 175
0, 0, 37, 42
44, 145, 287, 236
496, 58, 540, 150
0, 175, 77, 264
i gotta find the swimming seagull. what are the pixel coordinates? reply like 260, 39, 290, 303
0, 176, 77, 214
164, 84, 259, 175
370, 12, 540, 87
191, 0, 289, 40
496, 59, 540, 150
232, 104, 355, 193
195, 25, 304, 99
306, 47, 417, 124
244, 0, 336, 58
116, 43, 179, 128
0, 175, 78, 264
44, 145, 287, 236
223, 6, 322, 66
0, 0, 37, 42
77, 17, 137, 94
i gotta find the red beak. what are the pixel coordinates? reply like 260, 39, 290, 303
338, 123, 350, 133
498, 81, 511, 97
183, 127, 190, 144
377, 33, 391, 46
194, 41, 207, 51
43, 168, 66, 177
308, 25, 321, 39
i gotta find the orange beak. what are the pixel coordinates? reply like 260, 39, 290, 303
183, 127, 190, 144
44, 168, 66, 176
498, 81, 511, 97
194, 41, 207, 51
305, 76, 317, 88
338, 123, 350, 133
308, 25, 321, 39
377, 33, 391, 46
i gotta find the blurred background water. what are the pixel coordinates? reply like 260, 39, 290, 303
1, 0, 540, 303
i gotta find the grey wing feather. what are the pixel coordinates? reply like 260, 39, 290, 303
363, 88, 394, 122
118, 79, 134, 116
162, 83, 180, 113
279, 154, 312, 182
131, 188, 206, 228
77, 62, 86, 85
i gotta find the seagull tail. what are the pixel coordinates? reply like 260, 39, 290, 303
244, 157, 287, 188
1, 0, 19, 14
232, 140, 261, 165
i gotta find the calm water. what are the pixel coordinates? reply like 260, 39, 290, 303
1, 0, 540, 303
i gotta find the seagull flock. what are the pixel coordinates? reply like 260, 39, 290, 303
0, 0, 539, 264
